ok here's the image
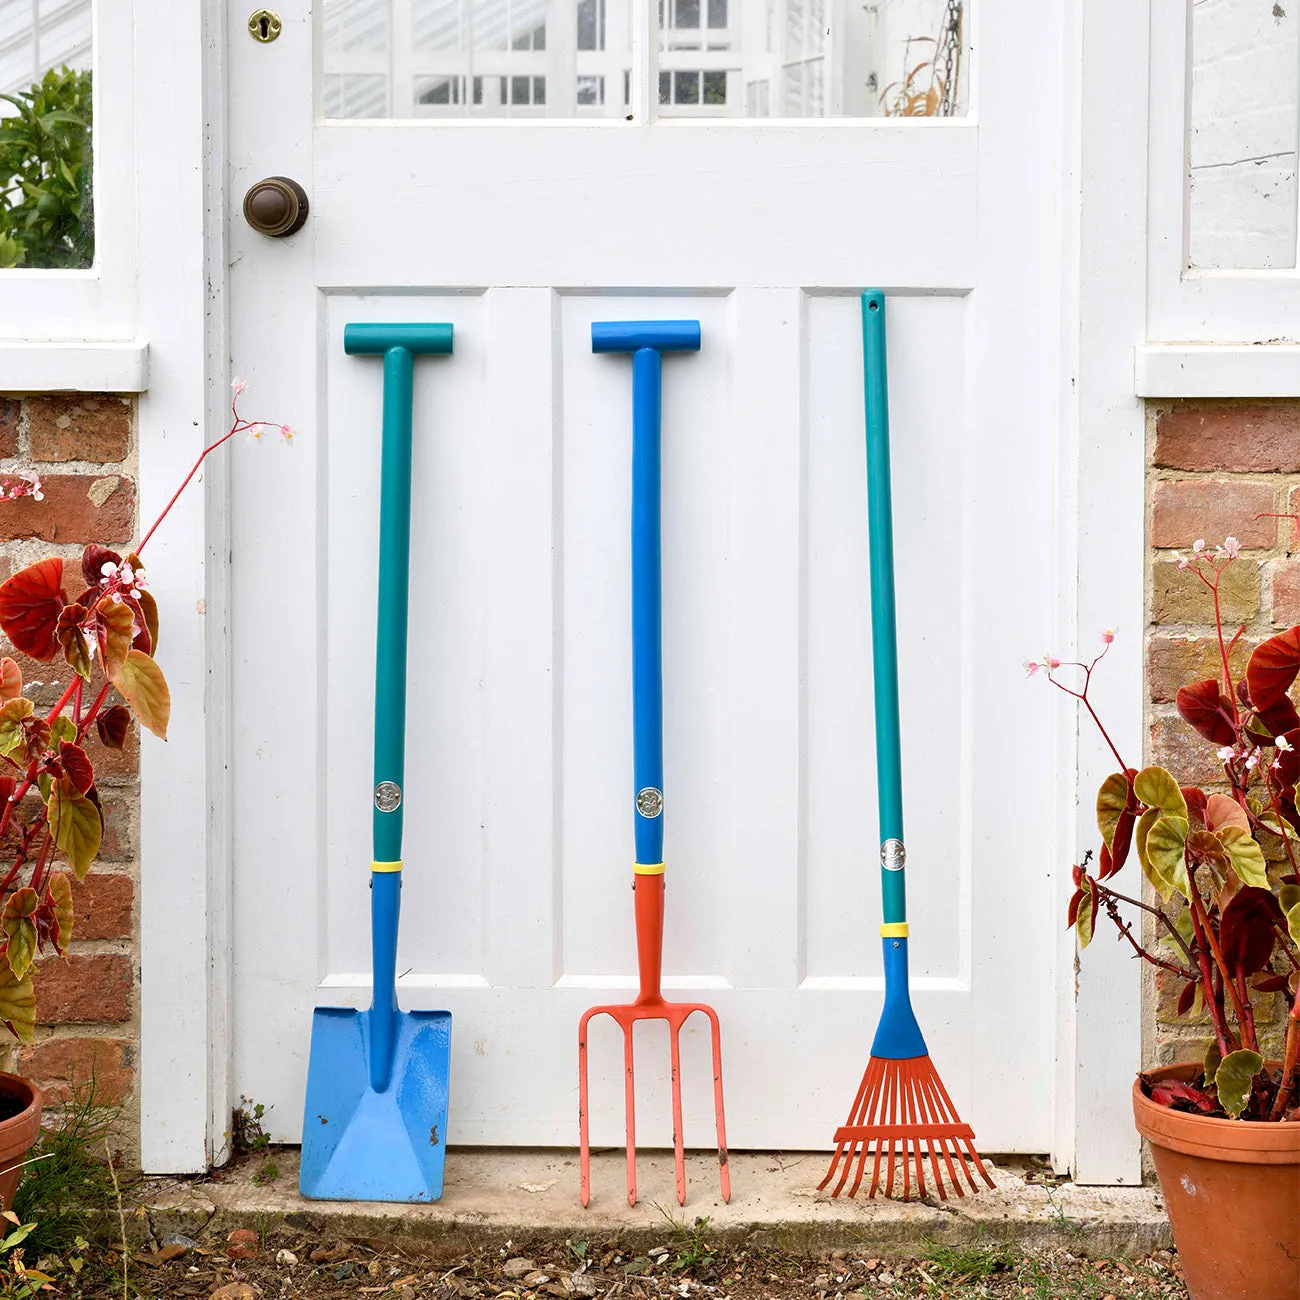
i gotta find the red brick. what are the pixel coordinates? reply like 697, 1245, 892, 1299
1149, 713, 1227, 786
95, 791, 134, 863
1150, 479, 1278, 550
28, 396, 130, 465
1154, 403, 1300, 472
0, 400, 19, 458
34, 954, 132, 1024
19, 1036, 133, 1106
1272, 559, 1300, 627
70, 873, 132, 940
0, 475, 134, 544
1147, 635, 1257, 704
0, 556, 10, 583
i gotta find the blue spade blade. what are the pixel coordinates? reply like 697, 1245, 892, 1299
299, 1005, 452, 1202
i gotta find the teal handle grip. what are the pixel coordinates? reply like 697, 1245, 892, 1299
862, 290, 906, 925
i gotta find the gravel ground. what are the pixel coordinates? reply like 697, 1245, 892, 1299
66, 1227, 1189, 1299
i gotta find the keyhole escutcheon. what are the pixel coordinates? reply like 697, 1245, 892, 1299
248, 9, 282, 42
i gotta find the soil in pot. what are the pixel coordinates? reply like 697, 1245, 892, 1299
1134, 1063, 1299, 1300
0, 1073, 41, 1211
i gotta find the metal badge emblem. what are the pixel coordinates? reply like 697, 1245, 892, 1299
374, 781, 402, 813
635, 787, 663, 818
881, 839, 906, 871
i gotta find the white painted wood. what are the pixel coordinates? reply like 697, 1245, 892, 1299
1135, 343, 1300, 398
136, 0, 230, 1174
1058, 0, 1146, 1185
0, 341, 148, 392
215, 0, 1116, 1162
0, 1, 138, 343
1148, 0, 1300, 343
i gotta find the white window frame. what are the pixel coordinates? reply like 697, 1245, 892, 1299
0, 0, 147, 391
1141, 0, 1300, 396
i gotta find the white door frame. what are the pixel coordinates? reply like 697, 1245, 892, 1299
136, 0, 1146, 1178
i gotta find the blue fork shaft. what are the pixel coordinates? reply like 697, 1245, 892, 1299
631, 347, 664, 866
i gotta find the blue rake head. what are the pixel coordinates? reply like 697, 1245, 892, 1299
299, 1005, 452, 1202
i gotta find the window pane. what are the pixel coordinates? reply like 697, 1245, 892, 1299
1188, 0, 1299, 269
659, 0, 970, 118
0, 0, 93, 268
326, 0, 631, 117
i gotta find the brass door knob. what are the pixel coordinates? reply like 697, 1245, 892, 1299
243, 176, 309, 237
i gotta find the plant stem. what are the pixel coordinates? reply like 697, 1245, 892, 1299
136, 424, 243, 555
1189, 884, 1252, 1034
1100, 893, 1197, 978
1268, 1009, 1300, 1120
1096, 883, 1196, 965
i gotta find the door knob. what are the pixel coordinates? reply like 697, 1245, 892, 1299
243, 176, 308, 237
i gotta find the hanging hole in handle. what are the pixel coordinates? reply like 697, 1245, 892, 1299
869, 300, 881, 312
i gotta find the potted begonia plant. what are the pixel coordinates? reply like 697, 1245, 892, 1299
0, 383, 288, 1206
1032, 537, 1300, 1300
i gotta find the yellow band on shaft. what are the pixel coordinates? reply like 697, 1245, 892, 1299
372, 860, 403, 873
633, 862, 665, 875
880, 922, 909, 937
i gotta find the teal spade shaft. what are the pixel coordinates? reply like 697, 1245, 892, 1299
344, 321, 453, 1091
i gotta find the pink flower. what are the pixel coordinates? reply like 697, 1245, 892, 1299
1044, 655, 1062, 670
232, 376, 248, 398
1245, 752, 1260, 771
1023, 660, 1040, 677
1217, 745, 1235, 761
1192, 538, 1206, 555
279, 424, 293, 444
1101, 629, 1115, 644
1222, 536, 1240, 559
1276, 734, 1293, 752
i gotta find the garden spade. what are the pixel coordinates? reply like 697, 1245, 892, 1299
300, 322, 454, 1203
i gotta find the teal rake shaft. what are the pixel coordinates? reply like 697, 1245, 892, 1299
819, 291, 994, 1202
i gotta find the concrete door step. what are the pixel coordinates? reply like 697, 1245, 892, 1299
140, 1149, 1171, 1257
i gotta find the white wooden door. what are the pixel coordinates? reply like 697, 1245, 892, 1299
227, 0, 1065, 1153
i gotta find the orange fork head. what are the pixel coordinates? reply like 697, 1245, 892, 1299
578, 873, 730, 1208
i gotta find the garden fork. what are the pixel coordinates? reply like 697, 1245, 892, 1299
578, 321, 730, 1209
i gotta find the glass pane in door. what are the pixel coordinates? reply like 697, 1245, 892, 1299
321, 0, 970, 119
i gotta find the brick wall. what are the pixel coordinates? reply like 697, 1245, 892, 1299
0, 395, 138, 1151
1147, 399, 1300, 1070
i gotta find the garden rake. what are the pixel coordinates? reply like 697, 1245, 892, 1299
578, 320, 730, 1210
819, 292, 994, 1203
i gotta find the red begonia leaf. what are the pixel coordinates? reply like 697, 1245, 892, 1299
1219, 886, 1283, 976
80, 545, 121, 591
0, 558, 67, 661
1247, 628, 1300, 712
58, 741, 93, 794
1176, 679, 1235, 746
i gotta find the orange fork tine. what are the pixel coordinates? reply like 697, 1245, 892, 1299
623, 1019, 639, 1206
578, 1009, 595, 1209
669, 1021, 686, 1205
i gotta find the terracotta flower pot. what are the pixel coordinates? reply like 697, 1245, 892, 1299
1133, 1063, 1300, 1300
0, 1073, 41, 1211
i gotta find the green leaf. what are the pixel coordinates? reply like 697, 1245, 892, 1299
1134, 767, 1188, 820
45, 775, 101, 880
47, 716, 76, 749
1281, 883, 1300, 946
112, 649, 169, 740
1203, 1043, 1222, 1087
1146, 816, 1190, 902
1096, 773, 1130, 850
0, 889, 38, 983
0, 697, 33, 764
1216, 826, 1268, 888
1157, 906, 1195, 958
1076, 881, 1096, 949
1215, 1049, 1264, 1119
0, 962, 35, 1044
46, 872, 72, 953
